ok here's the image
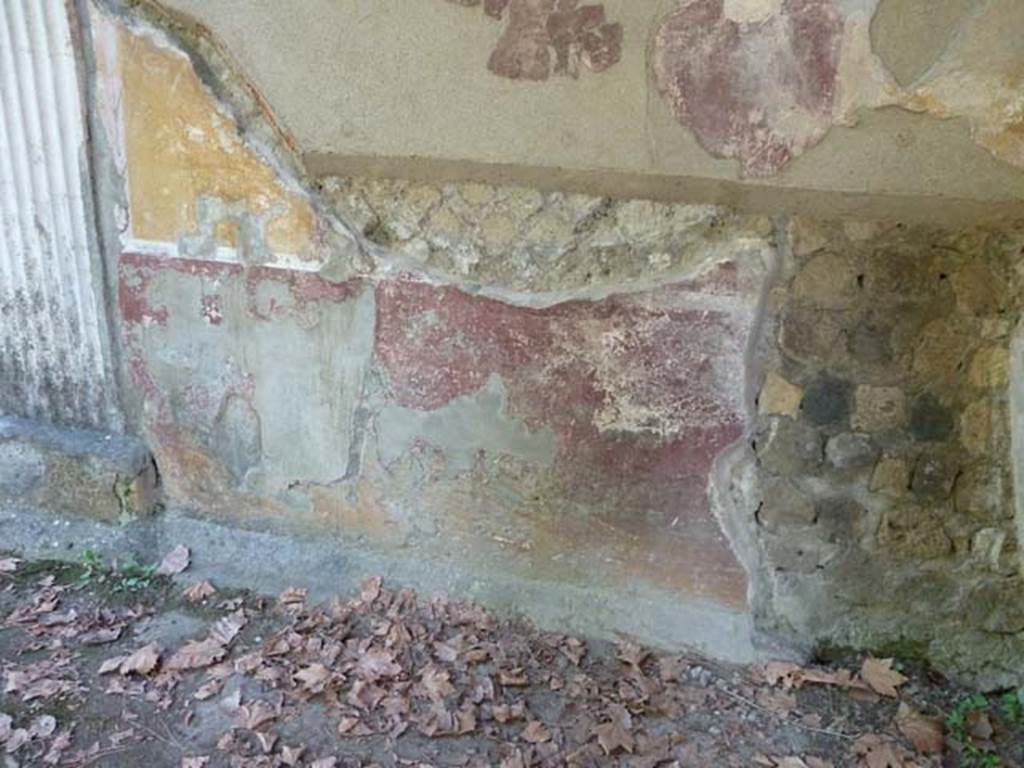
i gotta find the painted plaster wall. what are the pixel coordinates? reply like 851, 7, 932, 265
116, 0, 1024, 221
82, 0, 1024, 680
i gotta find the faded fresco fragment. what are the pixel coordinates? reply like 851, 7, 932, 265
653, 0, 846, 177
654, 0, 1024, 176
447, 0, 623, 80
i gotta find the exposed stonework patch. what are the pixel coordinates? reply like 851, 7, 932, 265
758, 218, 1024, 687
322, 176, 771, 294
653, 0, 845, 176
447, 0, 623, 80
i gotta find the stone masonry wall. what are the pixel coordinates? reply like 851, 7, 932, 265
756, 219, 1024, 688
84, 0, 1024, 683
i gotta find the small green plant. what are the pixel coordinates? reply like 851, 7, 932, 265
947, 694, 1004, 768
1000, 690, 1023, 725
78, 549, 106, 586
77, 550, 158, 592
114, 559, 157, 592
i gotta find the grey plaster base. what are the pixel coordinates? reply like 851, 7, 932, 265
0, 503, 764, 665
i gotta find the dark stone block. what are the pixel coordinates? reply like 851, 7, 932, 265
911, 453, 958, 499
801, 374, 851, 427
909, 392, 954, 442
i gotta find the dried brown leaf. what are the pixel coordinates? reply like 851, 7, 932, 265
120, 643, 161, 676
594, 720, 634, 755
210, 610, 246, 646
359, 575, 383, 604
419, 665, 456, 702
156, 545, 190, 577
238, 700, 277, 731
499, 668, 528, 687
764, 661, 804, 688
193, 679, 223, 701
355, 649, 401, 682
521, 720, 551, 744
860, 658, 908, 698
337, 716, 374, 736
166, 639, 226, 671
895, 703, 944, 755
183, 581, 216, 603
279, 586, 307, 604
79, 626, 123, 646
295, 663, 331, 692
616, 642, 649, 669
853, 734, 909, 768
256, 732, 277, 754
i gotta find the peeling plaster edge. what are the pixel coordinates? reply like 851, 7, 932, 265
121, 231, 775, 314
1010, 324, 1024, 581
706, 214, 805, 660
363, 239, 776, 311
121, 238, 322, 274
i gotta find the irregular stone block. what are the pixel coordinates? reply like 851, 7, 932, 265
870, 456, 910, 496
969, 346, 1011, 390
909, 392, 954, 442
815, 497, 867, 543
0, 417, 156, 522
878, 505, 952, 561
910, 453, 959, 500
826, 433, 879, 471
852, 386, 906, 433
801, 374, 851, 427
790, 253, 860, 310
779, 307, 842, 363
912, 318, 970, 380
758, 372, 803, 417
758, 477, 816, 531
756, 418, 823, 476
961, 399, 998, 456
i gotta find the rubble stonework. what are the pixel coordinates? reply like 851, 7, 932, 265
756, 218, 1024, 687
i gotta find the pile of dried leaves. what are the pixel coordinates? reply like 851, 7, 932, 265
1, 550, 1021, 767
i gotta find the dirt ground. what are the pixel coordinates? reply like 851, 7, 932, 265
0, 549, 1021, 768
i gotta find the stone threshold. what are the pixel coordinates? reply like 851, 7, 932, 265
0, 416, 157, 523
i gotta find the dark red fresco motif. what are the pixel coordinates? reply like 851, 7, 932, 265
653, 0, 844, 176
451, 0, 623, 80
